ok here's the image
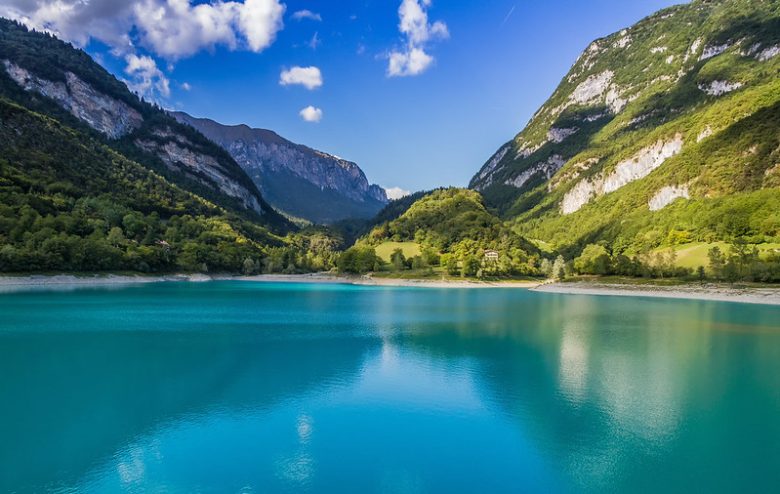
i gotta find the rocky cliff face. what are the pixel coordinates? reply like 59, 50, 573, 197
134, 128, 266, 215
3, 60, 143, 138
172, 112, 388, 224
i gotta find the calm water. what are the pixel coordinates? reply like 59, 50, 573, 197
1, 282, 779, 493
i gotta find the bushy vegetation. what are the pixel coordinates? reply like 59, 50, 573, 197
567, 240, 780, 282
342, 189, 542, 277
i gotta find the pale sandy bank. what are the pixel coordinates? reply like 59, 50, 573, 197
0, 273, 539, 291
534, 282, 780, 306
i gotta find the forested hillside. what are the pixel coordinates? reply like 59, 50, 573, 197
470, 0, 780, 261
342, 189, 541, 277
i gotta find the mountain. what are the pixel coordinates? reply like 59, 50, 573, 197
172, 112, 388, 224
0, 18, 288, 230
470, 0, 780, 256
0, 19, 348, 274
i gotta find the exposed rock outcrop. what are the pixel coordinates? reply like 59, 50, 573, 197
602, 134, 684, 193
649, 185, 690, 211
2, 60, 143, 138
135, 133, 264, 215
505, 155, 566, 189
561, 135, 684, 214
698, 80, 743, 96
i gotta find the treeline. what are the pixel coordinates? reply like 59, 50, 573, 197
336, 239, 780, 284
568, 242, 780, 282
336, 241, 541, 278
0, 198, 339, 274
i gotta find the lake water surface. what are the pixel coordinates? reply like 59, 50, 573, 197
1, 281, 779, 493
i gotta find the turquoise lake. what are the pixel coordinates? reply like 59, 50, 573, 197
1, 281, 779, 493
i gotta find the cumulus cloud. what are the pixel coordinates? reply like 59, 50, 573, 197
385, 187, 411, 200
0, 0, 286, 99
387, 0, 449, 77
388, 48, 432, 78
124, 54, 171, 98
280, 66, 323, 90
0, 0, 136, 52
132, 0, 285, 59
299, 106, 323, 123
291, 10, 321, 22
1, 1, 285, 59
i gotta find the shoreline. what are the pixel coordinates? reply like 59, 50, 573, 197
0, 273, 541, 291
0, 273, 778, 305
533, 281, 780, 306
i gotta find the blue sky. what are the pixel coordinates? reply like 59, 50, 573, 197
3, 0, 684, 196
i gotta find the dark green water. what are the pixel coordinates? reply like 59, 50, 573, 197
0, 281, 778, 493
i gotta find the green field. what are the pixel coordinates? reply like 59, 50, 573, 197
374, 242, 422, 262
654, 242, 780, 269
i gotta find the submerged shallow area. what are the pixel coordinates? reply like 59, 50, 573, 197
1, 281, 778, 493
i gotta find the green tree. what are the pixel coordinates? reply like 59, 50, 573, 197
462, 255, 480, 277
444, 254, 460, 276
708, 246, 726, 280
390, 248, 406, 271
574, 244, 611, 275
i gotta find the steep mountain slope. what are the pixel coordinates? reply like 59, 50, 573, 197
0, 18, 288, 230
470, 0, 780, 255
172, 112, 388, 224
0, 97, 284, 272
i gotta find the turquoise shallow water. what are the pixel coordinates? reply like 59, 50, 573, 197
0, 281, 779, 493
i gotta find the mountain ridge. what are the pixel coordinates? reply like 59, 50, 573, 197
172, 111, 388, 225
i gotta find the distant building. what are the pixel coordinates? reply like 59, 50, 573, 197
484, 249, 499, 261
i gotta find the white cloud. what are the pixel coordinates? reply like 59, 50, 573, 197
1, 0, 285, 59
124, 54, 170, 98
291, 10, 321, 22
0, 1, 286, 100
387, 0, 449, 77
239, 0, 286, 52
385, 187, 411, 200
299, 106, 323, 123
181, 82, 192, 91
280, 66, 323, 90
133, 0, 285, 59
388, 48, 433, 77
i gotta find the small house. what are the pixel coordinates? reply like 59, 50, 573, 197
484, 249, 499, 262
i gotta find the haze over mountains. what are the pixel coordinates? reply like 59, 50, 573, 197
172, 112, 388, 224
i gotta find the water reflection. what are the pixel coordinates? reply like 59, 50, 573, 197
0, 283, 778, 493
